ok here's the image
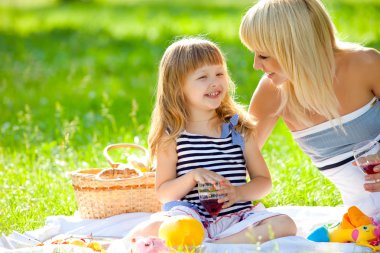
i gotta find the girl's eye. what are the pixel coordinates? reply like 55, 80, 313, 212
198, 75, 207, 80
216, 73, 224, 76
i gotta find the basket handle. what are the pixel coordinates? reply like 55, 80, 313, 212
94, 143, 148, 182
103, 143, 148, 171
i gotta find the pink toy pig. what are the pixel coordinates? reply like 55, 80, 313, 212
129, 236, 170, 253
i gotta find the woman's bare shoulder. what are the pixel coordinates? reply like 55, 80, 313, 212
352, 48, 380, 84
338, 47, 379, 83
335, 47, 380, 101
342, 47, 380, 67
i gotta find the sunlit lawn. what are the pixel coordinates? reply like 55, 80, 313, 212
1, 0, 379, 234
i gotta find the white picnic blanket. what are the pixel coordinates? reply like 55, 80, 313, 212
1, 206, 377, 253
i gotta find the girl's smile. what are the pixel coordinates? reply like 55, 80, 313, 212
205, 90, 222, 98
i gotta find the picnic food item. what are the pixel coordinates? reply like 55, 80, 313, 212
307, 206, 380, 252
129, 154, 151, 172
69, 239, 86, 247
38, 238, 107, 252
129, 236, 169, 253
87, 241, 103, 251
70, 143, 161, 218
158, 215, 205, 247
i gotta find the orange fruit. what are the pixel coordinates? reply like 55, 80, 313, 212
158, 215, 205, 247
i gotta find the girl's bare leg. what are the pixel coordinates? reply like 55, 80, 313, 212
125, 220, 164, 239
213, 214, 297, 244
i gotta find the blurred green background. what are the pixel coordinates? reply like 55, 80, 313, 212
1, 0, 379, 234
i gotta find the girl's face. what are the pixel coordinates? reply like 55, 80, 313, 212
252, 50, 289, 85
183, 64, 228, 115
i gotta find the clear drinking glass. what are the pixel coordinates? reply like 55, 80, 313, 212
197, 182, 224, 222
353, 140, 380, 175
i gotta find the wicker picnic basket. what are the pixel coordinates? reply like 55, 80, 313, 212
70, 143, 162, 219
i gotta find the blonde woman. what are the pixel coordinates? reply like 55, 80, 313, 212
240, 0, 380, 216
127, 37, 296, 243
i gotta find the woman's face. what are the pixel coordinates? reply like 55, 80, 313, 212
252, 50, 289, 85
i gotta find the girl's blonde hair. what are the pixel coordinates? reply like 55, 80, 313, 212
148, 37, 255, 161
239, 0, 360, 126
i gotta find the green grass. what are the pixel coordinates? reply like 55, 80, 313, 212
0, 0, 379, 235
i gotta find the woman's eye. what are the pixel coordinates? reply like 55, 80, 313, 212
258, 55, 268, 60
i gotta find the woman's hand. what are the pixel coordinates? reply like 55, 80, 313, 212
218, 180, 240, 208
364, 165, 380, 192
192, 168, 225, 184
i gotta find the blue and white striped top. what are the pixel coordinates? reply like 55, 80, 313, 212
176, 130, 252, 220
292, 97, 380, 170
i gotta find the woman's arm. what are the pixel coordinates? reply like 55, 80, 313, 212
249, 77, 281, 149
363, 48, 380, 192
367, 48, 380, 97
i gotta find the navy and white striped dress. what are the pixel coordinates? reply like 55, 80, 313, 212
176, 130, 253, 220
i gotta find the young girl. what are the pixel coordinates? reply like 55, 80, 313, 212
128, 37, 296, 243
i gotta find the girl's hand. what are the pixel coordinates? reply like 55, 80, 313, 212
364, 165, 380, 192
192, 168, 225, 184
218, 180, 240, 208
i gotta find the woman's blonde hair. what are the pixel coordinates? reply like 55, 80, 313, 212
148, 37, 255, 161
239, 0, 359, 126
